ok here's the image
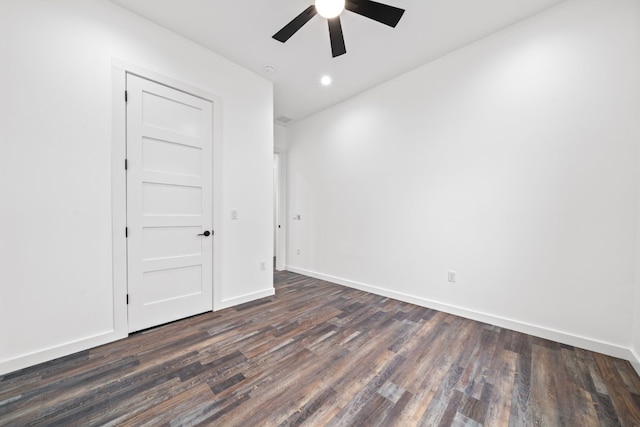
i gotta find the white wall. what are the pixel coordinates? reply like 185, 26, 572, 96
0, 0, 273, 374
286, 0, 640, 361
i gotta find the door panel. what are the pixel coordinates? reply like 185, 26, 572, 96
142, 227, 202, 259
127, 74, 213, 332
142, 182, 202, 216
142, 265, 202, 304
141, 91, 203, 136
142, 138, 202, 176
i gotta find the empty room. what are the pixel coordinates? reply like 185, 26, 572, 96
1, 0, 640, 425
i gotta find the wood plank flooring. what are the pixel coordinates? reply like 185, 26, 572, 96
2, 270, 640, 426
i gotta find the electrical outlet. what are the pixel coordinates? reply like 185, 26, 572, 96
260, 261, 266, 271
296, 248, 301, 255
448, 270, 457, 283
231, 209, 238, 220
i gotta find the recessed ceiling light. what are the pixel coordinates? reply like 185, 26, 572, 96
321, 75, 332, 86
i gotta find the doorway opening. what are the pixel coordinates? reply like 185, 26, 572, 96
273, 151, 286, 271
274, 153, 280, 269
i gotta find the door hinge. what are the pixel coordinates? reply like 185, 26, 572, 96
125, 227, 128, 238
125, 159, 128, 170
125, 90, 128, 102
126, 294, 129, 305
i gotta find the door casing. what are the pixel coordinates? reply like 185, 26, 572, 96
111, 59, 224, 336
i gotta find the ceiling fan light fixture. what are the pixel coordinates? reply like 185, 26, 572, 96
315, 0, 345, 19
273, 0, 405, 58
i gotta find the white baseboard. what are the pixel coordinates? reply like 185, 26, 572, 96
4, 276, 635, 377
630, 349, 640, 376
0, 330, 127, 376
2, 287, 276, 376
286, 265, 635, 363
216, 287, 275, 311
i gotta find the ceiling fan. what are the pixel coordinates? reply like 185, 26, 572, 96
273, 0, 405, 58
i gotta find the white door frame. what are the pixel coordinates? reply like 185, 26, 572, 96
111, 59, 224, 336
274, 149, 287, 271
273, 153, 279, 263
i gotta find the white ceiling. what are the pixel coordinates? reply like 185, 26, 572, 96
108, 0, 566, 125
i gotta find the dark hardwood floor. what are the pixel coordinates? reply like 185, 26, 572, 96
2, 270, 640, 426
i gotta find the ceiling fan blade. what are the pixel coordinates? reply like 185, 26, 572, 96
273, 5, 317, 42
345, 0, 405, 27
328, 17, 347, 57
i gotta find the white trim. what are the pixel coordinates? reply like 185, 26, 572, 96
0, 331, 120, 375
217, 288, 276, 310
274, 148, 287, 271
631, 349, 640, 376
111, 58, 224, 316
273, 153, 280, 266
286, 265, 636, 362
111, 62, 130, 343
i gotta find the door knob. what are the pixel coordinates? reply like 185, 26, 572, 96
198, 230, 211, 237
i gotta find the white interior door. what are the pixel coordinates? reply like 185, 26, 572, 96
126, 73, 213, 333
